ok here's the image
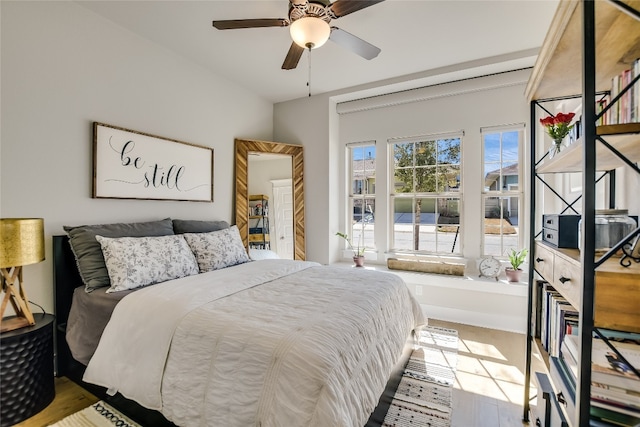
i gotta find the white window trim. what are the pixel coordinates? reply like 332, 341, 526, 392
387, 131, 464, 256
345, 142, 377, 258
480, 125, 525, 257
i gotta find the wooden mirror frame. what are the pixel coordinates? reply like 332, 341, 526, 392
234, 138, 306, 260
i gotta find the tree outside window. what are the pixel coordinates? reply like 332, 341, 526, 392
391, 135, 461, 254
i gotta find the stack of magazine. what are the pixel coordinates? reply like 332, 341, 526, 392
560, 331, 640, 426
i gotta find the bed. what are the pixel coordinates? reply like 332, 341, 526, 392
53, 221, 425, 427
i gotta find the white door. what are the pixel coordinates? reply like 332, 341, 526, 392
271, 179, 294, 259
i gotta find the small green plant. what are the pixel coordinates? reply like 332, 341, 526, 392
507, 248, 528, 270
335, 232, 365, 257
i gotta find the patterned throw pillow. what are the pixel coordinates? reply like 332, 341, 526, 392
63, 218, 175, 292
95, 235, 199, 293
183, 225, 250, 273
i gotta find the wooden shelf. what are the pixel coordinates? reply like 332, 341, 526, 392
534, 337, 551, 371
537, 123, 640, 173
538, 242, 640, 334
248, 234, 270, 243
526, 0, 640, 101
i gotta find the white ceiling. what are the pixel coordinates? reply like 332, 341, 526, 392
77, 0, 559, 104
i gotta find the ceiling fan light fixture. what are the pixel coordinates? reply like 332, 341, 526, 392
289, 17, 330, 49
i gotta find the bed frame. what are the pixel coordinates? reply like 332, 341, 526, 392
53, 235, 175, 425
53, 235, 413, 426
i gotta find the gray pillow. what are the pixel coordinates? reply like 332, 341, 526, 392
172, 219, 229, 234
63, 218, 174, 292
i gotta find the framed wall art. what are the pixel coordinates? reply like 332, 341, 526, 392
93, 122, 214, 202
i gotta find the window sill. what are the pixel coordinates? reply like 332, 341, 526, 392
330, 261, 528, 297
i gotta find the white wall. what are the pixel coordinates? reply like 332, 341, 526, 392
0, 1, 273, 313
248, 157, 292, 198
274, 94, 336, 264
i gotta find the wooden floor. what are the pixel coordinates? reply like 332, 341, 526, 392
14, 376, 99, 427
17, 320, 543, 427
427, 320, 545, 427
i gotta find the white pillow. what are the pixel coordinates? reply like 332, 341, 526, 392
95, 234, 199, 293
183, 225, 250, 273
249, 249, 280, 260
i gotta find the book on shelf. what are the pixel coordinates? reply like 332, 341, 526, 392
565, 317, 579, 337
592, 337, 640, 391
534, 280, 543, 338
631, 58, 640, 123
597, 96, 610, 126
557, 346, 577, 388
561, 334, 640, 408
560, 337, 578, 384
554, 302, 578, 358
622, 69, 630, 124
538, 282, 579, 357
591, 405, 640, 427
596, 329, 640, 346
606, 58, 640, 126
563, 334, 579, 361
541, 283, 564, 352
592, 395, 640, 418
548, 293, 566, 356
593, 381, 640, 408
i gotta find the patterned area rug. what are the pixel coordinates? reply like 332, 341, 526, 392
50, 401, 142, 427
383, 325, 458, 427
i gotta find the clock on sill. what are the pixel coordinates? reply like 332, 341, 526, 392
478, 257, 502, 281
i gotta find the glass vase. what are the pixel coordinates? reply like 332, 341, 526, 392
549, 138, 563, 158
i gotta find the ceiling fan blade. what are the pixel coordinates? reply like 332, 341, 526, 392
329, 0, 385, 18
282, 42, 305, 70
212, 19, 288, 30
329, 27, 380, 60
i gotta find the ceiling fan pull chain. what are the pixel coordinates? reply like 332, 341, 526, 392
307, 45, 312, 97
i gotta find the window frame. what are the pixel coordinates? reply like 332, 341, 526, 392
480, 124, 526, 258
346, 141, 377, 255
387, 131, 464, 256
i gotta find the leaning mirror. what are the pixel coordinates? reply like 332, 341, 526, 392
234, 139, 305, 260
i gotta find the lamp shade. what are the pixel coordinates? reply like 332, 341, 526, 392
0, 218, 45, 268
290, 17, 331, 49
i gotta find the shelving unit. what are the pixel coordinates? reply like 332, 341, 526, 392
523, 1, 640, 426
248, 194, 270, 249
536, 124, 640, 174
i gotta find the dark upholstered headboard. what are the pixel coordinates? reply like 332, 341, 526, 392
52, 235, 84, 378
53, 236, 83, 324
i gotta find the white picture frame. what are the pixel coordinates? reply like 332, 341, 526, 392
93, 122, 213, 202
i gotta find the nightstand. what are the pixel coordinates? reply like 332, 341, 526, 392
0, 313, 55, 427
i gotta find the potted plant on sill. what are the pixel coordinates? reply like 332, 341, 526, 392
505, 248, 528, 282
335, 232, 366, 267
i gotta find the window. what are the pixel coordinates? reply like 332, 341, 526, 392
482, 126, 524, 256
347, 143, 376, 253
389, 133, 462, 255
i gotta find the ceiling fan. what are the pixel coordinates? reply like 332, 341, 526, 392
212, 0, 385, 70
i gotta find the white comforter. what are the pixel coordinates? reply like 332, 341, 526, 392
84, 259, 424, 427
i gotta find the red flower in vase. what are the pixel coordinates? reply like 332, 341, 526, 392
540, 112, 576, 143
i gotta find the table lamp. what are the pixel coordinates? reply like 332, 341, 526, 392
0, 218, 45, 333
